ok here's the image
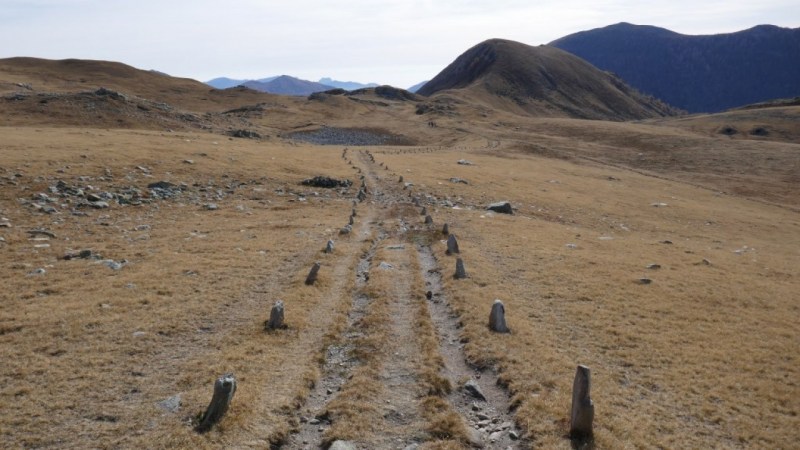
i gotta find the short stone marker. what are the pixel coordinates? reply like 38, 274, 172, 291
442, 223, 449, 235
265, 300, 285, 330
446, 234, 460, 255
351, 208, 357, 217
348, 215, 354, 225
569, 365, 594, 439
487, 201, 513, 214
420, 206, 427, 216
454, 258, 468, 279
195, 373, 236, 433
424, 215, 433, 225
488, 299, 510, 333
339, 224, 352, 235
305, 262, 321, 285
324, 239, 335, 254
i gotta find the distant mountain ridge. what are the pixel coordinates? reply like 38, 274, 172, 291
243, 75, 334, 96
550, 23, 800, 113
318, 77, 378, 90
419, 38, 678, 121
407, 80, 428, 93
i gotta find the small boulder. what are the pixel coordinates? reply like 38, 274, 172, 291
464, 379, 486, 401
487, 201, 513, 214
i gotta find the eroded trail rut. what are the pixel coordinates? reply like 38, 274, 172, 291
284, 150, 525, 449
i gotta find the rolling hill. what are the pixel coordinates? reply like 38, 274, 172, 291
418, 39, 679, 121
550, 23, 800, 113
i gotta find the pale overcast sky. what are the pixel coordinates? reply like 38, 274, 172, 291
1, 0, 797, 88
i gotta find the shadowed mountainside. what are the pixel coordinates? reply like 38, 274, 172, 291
550, 23, 800, 113
418, 39, 679, 121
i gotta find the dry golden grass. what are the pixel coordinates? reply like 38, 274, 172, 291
376, 144, 799, 448
1, 78, 798, 449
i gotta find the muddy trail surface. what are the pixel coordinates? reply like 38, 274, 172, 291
284, 150, 526, 449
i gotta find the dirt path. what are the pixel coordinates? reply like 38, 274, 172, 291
282, 150, 527, 449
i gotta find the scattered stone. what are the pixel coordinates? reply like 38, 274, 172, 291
446, 234, 460, 255
195, 373, 237, 433
101, 259, 127, 271
424, 215, 433, 225
305, 262, 321, 285
228, 129, 261, 139
379, 262, 394, 270
86, 193, 103, 202
63, 249, 94, 260
387, 245, 405, 250
339, 224, 352, 235
329, 441, 357, 450
464, 379, 486, 401
301, 176, 352, 189
661, 240, 673, 245
489, 299, 510, 333
442, 223, 449, 235
426, 291, 433, 300
265, 300, 285, 330
476, 412, 490, 421
183, 159, 194, 165
646, 263, 661, 270
309, 418, 321, 425
27, 229, 56, 238
147, 181, 175, 190
457, 159, 473, 165
454, 258, 468, 279
570, 365, 594, 439
487, 201, 513, 214
637, 278, 652, 285
449, 177, 469, 184
157, 394, 182, 413
204, 203, 218, 211
89, 201, 109, 209
651, 202, 668, 207
324, 239, 335, 254
566, 243, 578, 249
509, 430, 519, 440
28, 268, 46, 276
700, 258, 712, 265
467, 428, 485, 448
489, 431, 504, 442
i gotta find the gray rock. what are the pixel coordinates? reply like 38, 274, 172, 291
509, 430, 519, 440
489, 299, 510, 333
442, 223, 449, 235
424, 215, 433, 225
379, 262, 394, 270
646, 263, 661, 270
637, 278, 652, 285
457, 159, 473, 165
570, 365, 594, 438
305, 262, 321, 285
464, 379, 486, 401
420, 206, 427, 216
446, 234, 459, 255
28, 268, 46, 276
489, 431, 504, 442
266, 300, 285, 330
89, 201, 109, 209
324, 239, 335, 254
487, 201, 513, 214
449, 177, 469, 184
476, 413, 490, 421
157, 394, 181, 413
454, 258, 468, 279
339, 224, 352, 235
329, 441, 357, 450
467, 428, 485, 448
204, 203, 218, 210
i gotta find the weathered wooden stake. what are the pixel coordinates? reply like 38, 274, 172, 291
488, 299, 510, 333
305, 262, 321, 285
570, 365, 594, 439
195, 373, 236, 433
324, 239, 335, 254
442, 223, 449, 235
424, 215, 433, 225
446, 234, 460, 255
454, 258, 467, 279
266, 300, 285, 330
